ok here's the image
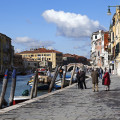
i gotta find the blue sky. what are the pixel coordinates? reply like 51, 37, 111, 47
0, 0, 120, 58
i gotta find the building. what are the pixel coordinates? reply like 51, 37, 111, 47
91, 30, 109, 69
63, 54, 76, 65
13, 54, 23, 67
23, 58, 39, 71
63, 53, 90, 65
108, 7, 120, 75
0, 33, 14, 74
18, 48, 63, 68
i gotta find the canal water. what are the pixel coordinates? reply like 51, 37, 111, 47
0, 72, 73, 104
0, 74, 48, 104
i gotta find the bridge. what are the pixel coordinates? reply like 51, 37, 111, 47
66, 63, 84, 71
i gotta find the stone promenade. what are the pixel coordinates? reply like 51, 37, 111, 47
0, 75, 120, 120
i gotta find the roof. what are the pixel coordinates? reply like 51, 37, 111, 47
0, 33, 11, 40
18, 48, 62, 54
63, 53, 87, 59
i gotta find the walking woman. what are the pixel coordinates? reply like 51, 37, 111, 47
103, 69, 111, 91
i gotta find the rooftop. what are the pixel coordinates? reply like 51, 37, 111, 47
18, 48, 62, 54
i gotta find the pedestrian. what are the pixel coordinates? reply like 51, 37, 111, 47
91, 68, 99, 92
81, 68, 87, 89
47, 68, 51, 77
99, 67, 103, 79
103, 69, 111, 91
76, 69, 84, 89
59, 67, 63, 79
109, 68, 111, 75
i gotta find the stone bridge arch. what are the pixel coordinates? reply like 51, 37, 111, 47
66, 63, 84, 72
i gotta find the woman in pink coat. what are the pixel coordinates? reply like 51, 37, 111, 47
103, 70, 111, 91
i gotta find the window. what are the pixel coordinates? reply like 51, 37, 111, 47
49, 58, 51, 60
95, 35, 97, 39
46, 54, 51, 56
38, 54, 41, 56
99, 42, 101, 45
98, 51, 100, 56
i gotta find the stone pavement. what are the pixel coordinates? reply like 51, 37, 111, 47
0, 75, 120, 120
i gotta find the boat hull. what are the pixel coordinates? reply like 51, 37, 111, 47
29, 82, 50, 90
13, 96, 30, 105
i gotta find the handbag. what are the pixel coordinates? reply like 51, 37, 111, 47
102, 78, 104, 85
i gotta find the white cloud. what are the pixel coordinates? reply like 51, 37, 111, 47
13, 37, 55, 49
42, 9, 106, 38
15, 37, 33, 43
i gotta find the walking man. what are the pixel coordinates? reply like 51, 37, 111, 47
76, 69, 84, 89
81, 68, 87, 89
91, 68, 99, 92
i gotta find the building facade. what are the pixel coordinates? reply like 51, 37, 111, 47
18, 48, 63, 68
109, 7, 120, 75
0, 33, 14, 74
91, 30, 109, 69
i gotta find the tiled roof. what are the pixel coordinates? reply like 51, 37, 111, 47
63, 53, 86, 59
18, 48, 62, 54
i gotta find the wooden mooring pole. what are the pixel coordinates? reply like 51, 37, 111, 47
61, 65, 67, 89
9, 69, 16, 106
48, 65, 59, 93
30, 70, 38, 99
0, 69, 9, 109
69, 64, 76, 85
34, 70, 38, 97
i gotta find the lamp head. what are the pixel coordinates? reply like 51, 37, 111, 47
107, 6, 111, 15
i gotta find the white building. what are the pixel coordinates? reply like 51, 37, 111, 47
91, 30, 109, 69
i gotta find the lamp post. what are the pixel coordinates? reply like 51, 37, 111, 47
107, 5, 120, 15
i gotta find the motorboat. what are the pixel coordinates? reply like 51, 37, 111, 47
27, 68, 52, 90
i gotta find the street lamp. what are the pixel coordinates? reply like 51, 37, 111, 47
107, 5, 120, 15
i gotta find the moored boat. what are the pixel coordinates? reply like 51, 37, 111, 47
27, 68, 52, 90
13, 96, 30, 105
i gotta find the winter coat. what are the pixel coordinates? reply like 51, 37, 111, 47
77, 71, 85, 82
103, 72, 110, 85
91, 70, 99, 84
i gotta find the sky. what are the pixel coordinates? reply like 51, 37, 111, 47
0, 0, 120, 59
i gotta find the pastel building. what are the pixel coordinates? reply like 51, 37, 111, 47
91, 30, 109, 69
18, 48, 63, 68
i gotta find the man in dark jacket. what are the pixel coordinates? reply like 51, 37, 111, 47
91, 68, 99, 92
77, 68, 86, 89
